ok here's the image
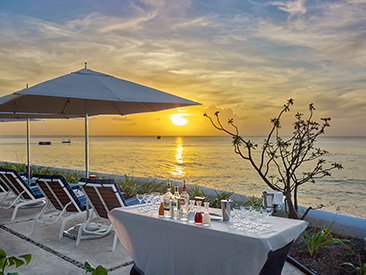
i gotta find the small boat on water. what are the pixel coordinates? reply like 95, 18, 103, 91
62, 139, 71, 143
39, 141, 51, 145
157, 135, 161, 139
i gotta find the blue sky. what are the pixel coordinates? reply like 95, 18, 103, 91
0, 0, 365, 136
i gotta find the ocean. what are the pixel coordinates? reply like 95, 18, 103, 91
1, 135, 365, 219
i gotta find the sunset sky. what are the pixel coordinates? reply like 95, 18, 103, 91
0, 0, 365, 136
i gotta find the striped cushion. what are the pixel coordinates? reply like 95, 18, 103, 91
0, 167, 43, 199
79, 178, 129, 206
78, 178, 139, 206
34, 174, 86, 211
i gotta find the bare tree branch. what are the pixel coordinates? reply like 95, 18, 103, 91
204, 100, 343, 219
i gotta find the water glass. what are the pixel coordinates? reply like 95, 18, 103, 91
142, 193, 150, 212
136, 194, 144, 210
247, 208, 259, 233
229, 206, 240, 229
262, 207, 273, 227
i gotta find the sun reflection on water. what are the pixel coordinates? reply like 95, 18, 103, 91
170, 137, 185, 178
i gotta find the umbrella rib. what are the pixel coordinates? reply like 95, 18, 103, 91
111, 101, 125, 115
138, 102, 153, 112
14, 98, 22, 113
62, 98, 74, 114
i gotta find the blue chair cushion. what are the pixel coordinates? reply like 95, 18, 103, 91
78, 195, 87, 206
18, 172, 36, 186
30, 186, 44, 199
125, 196, 140, 206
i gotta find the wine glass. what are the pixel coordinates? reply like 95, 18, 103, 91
247, 207, 259, 233
142, 193, 150, 212
151, 193, 160, 213
136, 194, 144, 210
256, 207, 265, 230
230, 204, 240, 229
263, 207, 273, 227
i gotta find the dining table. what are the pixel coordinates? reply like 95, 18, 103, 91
108, 205, 308, 275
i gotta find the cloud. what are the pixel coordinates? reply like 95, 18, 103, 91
112, 116, 133, 121
272, 0, 307, 18
0, 0, 365, 136
257, 1, 366, 64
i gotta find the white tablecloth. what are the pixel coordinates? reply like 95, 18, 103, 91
109, 206, 307, 275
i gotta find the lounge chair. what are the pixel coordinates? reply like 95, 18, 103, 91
77, 178, 139, 251
31, 174, 87, 240
0, 167, 45, 220
0, 173, 10, 199
0, 177, 8, 193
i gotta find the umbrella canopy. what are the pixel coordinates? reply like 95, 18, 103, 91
0, 93, 79, 182
0, 65, 200, 176
0, 118, 43, 122
0, 66, 199, 117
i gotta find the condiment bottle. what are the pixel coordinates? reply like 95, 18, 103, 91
180, 180, 190, 221
202, 201, 211, 226
163, 181, 173, 218
172, 185, 180, 220
159, 195, 165, 217
195, 202, 203, 224
188, 200, 195, 223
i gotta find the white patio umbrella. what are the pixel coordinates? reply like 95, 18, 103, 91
0, 92, 80, 183
0, 64, 200, 177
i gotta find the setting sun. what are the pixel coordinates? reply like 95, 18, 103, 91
171, 114, 188, 126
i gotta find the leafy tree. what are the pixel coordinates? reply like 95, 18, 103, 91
204, 99, 343, 219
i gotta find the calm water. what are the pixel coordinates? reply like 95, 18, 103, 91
1, 135, 365, 219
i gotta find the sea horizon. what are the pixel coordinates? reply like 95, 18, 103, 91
2, 134, 366, 138
0, 135, 365, 219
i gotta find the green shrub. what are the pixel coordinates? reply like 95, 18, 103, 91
244, 195, 263, 208
0, 162, 25, 172
0, 248, 31, 275
136, 178, 164, 195
118, 175, 139, 198
84, 261, 108, 275
209, 190, 233, 208
340, 237, 366, 275
189, 185, 206, 200
300, 220, 349, 257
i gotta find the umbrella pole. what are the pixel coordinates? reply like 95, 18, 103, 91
85, 100, 89, 178
26, 117, 31, 184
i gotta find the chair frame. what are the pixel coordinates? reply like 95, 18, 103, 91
31, 175, 87, 240
77, 179, 127, 251
0, 168, 46, 221
0, 176, 10, 198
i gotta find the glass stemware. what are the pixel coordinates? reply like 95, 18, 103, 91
229, 205, 240, 229
247, 207, 259, 233
263, 207, 273, 227
136, 194, 144, 210
256, 207, 265, 230
143, 193, 150, 212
